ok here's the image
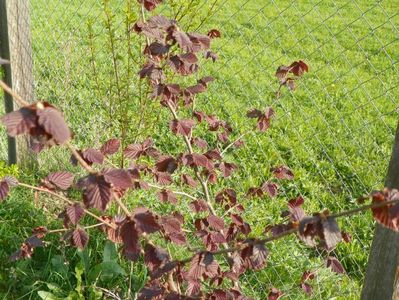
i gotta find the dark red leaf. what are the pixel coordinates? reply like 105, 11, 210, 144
371, 189, 399, 230
25, 236, 44, 248
103, 168, 133, 189
301, 283, 313, 295
301, 270, 315, 282
1, 107, 36, 136
246, 109, 262, 118
187, 254, 205, 280
342, 231, 351, 243
182, 153, 213, 171
121, 220, 140, 261
81, 174, 113, 211
157, 189, 177, 204
133, 207, 161, 234
205, 51, 218, 62
268, 288, 284, 300
326, 256, 345, 274
168, 232, 186, 245
261, 182, 278, 198
186, 280, 201, 296
272, 166, 294, 180
189, 199, 209, 213
207, 29, 221, 39
43, 171, 74, 190
154, 171, 173, 185
288, 196, 306, 222
72, 228, 89, 249
242, 243, 268, 270
204, 149, 222, 161
322, 217, 342, 250
145, 42, 169, 57
170, 119, 195, 136
66, 203, 85, 225
289, 60, 309, 76
144, 243, 170, 272
82, 149, 104, 165
155, 155, 178, 173
36, 106, 71, 144
219, 162, 237, 178
124, 143, 143, 159
100, 138, 120, 155
207, 215, 225, 231
138, 0, 163, 11
169, 54, 198, 76
192, 137, 208, 149
0, 180, 10, 201
181, 174, 198, 187
137, 285, 164, 300
172, 31, 193, 52
188, 32, 210, 53
193, 111, 206, 122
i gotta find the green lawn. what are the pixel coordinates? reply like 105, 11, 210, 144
0, 0, 398, 299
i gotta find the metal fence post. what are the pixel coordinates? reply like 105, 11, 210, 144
361, 122, 399, 300
0, 0, 35, 167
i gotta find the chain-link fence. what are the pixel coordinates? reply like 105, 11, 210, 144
1, 0, 398, 298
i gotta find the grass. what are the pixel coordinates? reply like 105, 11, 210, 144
0, 0, 398, 299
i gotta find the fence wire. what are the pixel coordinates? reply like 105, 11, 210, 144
1, 0, 398, 299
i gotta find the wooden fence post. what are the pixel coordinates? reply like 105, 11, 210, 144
361, 122, 399, 300
0, 0, 35, 167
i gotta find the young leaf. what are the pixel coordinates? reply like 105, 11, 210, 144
103, 168, 133, 189
326, 256, 345, 274
181, 174, 198, 187
139, 0, 163, 11
66, 203, 85, 225
133, 207, 161, 234
272, 166, 294, 180
169, 119, 195, 136
190, 199, 209, 213
261, 182, 278, 198
207, 29, 221, 39
219, 162, 237, 178
157, 189, 178, 204
72, 228, 89, 249
322, 217, 342, 250
268, 288, 284, 300
0, 180, 10, 201
121, 220, 141, 261
82, 149, 104, 165
155, 155, 178, 173
43, 171, 74, 190
207, 215, 225, 231
144, 243, 170, 272
80, 175, 113, 211
100, 138, 121, 155
37, 106, 71, 144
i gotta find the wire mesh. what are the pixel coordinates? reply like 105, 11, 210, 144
0, 0, 398, 298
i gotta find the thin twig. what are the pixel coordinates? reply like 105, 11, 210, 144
0, 80, 29, 107
47, 223, 104, 234
65, 142, 96, 174
176, 195, 399, 265
220, 132, 248, 156
147, 183, 198, 200
18, 182, 116, 230
113, 193, 131, 216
